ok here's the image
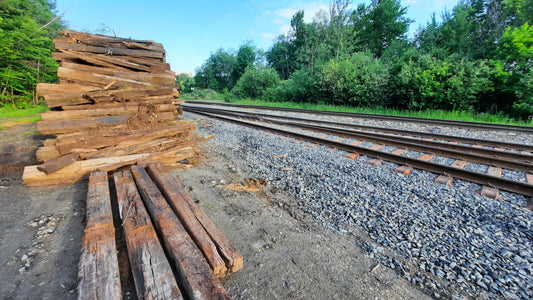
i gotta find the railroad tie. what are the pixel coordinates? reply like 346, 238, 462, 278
478, 166, 503, 200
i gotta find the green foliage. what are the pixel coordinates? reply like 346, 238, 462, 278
321, 52, 389, 107
350, 0, 412, 58
264, 68, 321, 103
175, 73, 195, 93
0, 0, 63, 105
266, 35, 297, 80
196, 0, 533, 121
194, 48, 236, 92
397, 54, 491, 111
232, 42, 256, 83
179, 89, 225, 101
232, 67, 280, 99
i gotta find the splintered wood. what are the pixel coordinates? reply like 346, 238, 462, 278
80, 165, 236, 299
23, 30, 200, 186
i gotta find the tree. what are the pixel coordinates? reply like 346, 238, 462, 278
266, 35, 297, 80
175, 73, 195, 93
350, 0, 412, 58
231, 41, 256, 84
0, 0, 63, 105
194, 48, 236, 92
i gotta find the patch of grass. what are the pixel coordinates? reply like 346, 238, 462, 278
23, 128, 39, 135
224, 99, 532, 126
0, 104, 49, 119
180, 89, 226, 101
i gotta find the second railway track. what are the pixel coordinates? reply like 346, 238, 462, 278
184, 103, 533, 200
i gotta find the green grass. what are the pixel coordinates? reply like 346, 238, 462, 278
0, 104, 49, 120
204, 98, 532, 126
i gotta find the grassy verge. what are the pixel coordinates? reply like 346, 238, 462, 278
189, 98, 531, 126
0, 105, 49, 119
0, 104, 48, 130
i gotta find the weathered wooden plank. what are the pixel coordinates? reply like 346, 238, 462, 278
40, 104, 177, 121
60, 62, 176, 84
83, 87, 173, 103
36, 146, 61, 162
61, 30, 165, 53
55, 122, 192, 154
113, 170, 182, 300
145, 163, 227, 276
37, 152, 79, 174
147, 163, 243, 274
78, 171, 121, 300
131, 166, 231, 299
57, 67, 154, 89
54, 40, 165, 59
23, 154, 149, 186
37, 112, 177, 135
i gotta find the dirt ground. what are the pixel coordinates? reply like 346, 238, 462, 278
0, 121, 430, 299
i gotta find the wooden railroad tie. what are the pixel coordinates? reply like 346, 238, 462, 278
79, 164, 239, 299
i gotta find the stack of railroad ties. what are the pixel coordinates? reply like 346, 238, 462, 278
22, 31, 241, 299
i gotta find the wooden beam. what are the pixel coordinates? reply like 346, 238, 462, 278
37, 152, 79, 174
147, 163, 243, 274
113, 170, 182, 300
57, 67, 154, 89
23, 153, 149, 186
40, 104, 177, 121
55, 122, 193, 154
131, 166, 231, 299
144, 163, 228, 276
36, 146, 62, 162
54, 40, 165, 59
37, 112, 177, 135
78, 171, 121, 300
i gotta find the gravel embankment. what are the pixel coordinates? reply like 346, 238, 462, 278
184, 110, 533, 300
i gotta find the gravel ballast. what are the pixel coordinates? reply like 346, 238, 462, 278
184, 110, 533, 300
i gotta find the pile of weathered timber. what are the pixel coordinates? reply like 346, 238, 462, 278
78, 163, 242, 299
23, 30, 202, 186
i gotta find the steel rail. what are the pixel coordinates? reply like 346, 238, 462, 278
187, 107, 533, 172
185, 108, 533, 196
185, 101, 533, 134
184, 104, 533, 152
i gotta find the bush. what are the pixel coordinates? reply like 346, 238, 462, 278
397, 54, 491, 111
231, 67, 280, 99
263, 68, 323, 103
320, 52, 389, 107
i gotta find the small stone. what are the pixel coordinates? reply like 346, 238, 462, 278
21, 254, 28, 262
18, 267, 25, 273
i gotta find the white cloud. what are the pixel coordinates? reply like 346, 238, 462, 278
270, 1, 330, 35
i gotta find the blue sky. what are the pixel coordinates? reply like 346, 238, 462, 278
55, 0, 460, 74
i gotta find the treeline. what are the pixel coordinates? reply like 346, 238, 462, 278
0, 0, 63, 106
191, 0, 533, 120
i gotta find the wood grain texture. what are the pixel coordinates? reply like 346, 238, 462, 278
78, 171, 121, 300
113, 170, 182, 300
131, 165, 231, 299
147, 163, 243, 274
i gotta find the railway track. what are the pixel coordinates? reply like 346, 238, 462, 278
183, 103, 533, 201
185, 100, 533, 134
